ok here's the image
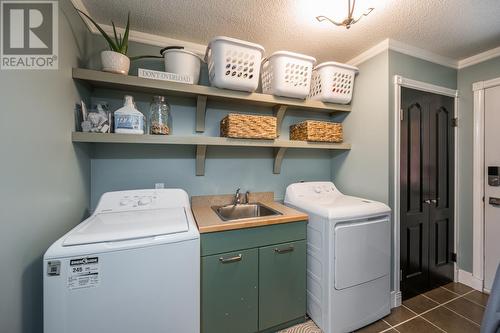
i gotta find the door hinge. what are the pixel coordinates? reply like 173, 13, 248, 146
451, 252, 457, 262
400, 108, 404, 121
451, 118, 458, 127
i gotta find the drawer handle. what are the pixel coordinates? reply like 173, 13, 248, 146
275, 246, 294, 254
219, 254, 242, 264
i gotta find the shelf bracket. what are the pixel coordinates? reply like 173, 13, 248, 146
273, 147, 288, 174
196, 145, 207, 176
196, 95, 208, 133
273, 105, 288, 137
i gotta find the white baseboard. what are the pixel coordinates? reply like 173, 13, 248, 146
391, 291, 402, 308
458, 269, 483, 291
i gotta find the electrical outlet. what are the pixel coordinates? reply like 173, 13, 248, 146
155, 183, 165, 189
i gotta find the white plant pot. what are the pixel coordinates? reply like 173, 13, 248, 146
101, 51, 130, 75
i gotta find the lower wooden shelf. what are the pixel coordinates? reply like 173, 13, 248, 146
72, 132, 351, 175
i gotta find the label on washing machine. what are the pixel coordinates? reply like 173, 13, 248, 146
67, 257, 100, 290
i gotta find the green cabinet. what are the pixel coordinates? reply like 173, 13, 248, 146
201, 221, 307, 333
259, 240, 307, 330
202, 249, 258, 333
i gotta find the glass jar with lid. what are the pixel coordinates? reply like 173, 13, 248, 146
148, 95, 170, 135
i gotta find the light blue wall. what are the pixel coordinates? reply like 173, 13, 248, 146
0, 1, 91, 332
88, 42, 333, 209
331, 50, 390, 204
457, 56, 500, 272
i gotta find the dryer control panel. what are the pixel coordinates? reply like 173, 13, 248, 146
285, 181, 341, 202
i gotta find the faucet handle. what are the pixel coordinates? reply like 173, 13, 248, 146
245, 191, 250, 204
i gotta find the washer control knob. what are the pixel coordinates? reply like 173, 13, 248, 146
314, 186, 322, 193
119, 199, 129, 206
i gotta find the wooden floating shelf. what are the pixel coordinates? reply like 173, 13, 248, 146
72, 68, 351, 133
72, 132, 351, 175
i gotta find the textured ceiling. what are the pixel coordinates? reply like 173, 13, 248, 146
81, 0, 500, 63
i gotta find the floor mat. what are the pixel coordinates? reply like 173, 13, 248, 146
278, 320, 322, 333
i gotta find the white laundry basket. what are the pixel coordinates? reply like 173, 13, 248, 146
205, 36, 265, 92
308, 62, 359, 104
261, 51, 316, 99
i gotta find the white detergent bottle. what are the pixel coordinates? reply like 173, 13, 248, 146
114, 95, 145, 134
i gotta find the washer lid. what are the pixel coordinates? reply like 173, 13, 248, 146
63, 208, 189, 246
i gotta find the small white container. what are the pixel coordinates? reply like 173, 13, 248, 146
308, 62, 359, 104
114, 95, 145, 134
205, 36, 265, 92
261, 51, 316, 99
161, 47, 202, 84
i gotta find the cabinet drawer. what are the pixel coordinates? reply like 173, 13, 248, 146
201, 248, 258, 333
201, 221, 307, 256
258, 240, 307, 330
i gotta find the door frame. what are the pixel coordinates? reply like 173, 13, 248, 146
393, 75, 459, 304
472, 76, 500, 292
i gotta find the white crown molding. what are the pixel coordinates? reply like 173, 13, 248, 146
458, 46, 500, 69
347, 38, 458, 68
71, 0, 207, 56
346, 39, 390, 66
388, 39, 458, 69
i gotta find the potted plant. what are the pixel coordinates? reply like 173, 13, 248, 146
77, 9, 131, 75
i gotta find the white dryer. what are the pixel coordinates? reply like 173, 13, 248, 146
285, 182, 391, 333
43, 189, 200, 333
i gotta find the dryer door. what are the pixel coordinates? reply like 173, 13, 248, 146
334, 217, 390, 290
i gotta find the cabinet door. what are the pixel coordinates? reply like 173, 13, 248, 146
201, 248, 258, 333
258, 240, 306, 330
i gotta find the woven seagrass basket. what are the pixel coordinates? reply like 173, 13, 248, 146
220, 114, 277, 139
290, 120, 343, 143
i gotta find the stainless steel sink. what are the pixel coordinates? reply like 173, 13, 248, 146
212, 203, 282, 221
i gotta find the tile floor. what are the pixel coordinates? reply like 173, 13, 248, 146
280, 283, 489, 333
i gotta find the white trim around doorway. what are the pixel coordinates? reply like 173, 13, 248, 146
393, 76, 459, 303
471, 76, 500, 292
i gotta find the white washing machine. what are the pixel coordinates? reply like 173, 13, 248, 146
285, 182, 391, 333
43, 189, 200, 333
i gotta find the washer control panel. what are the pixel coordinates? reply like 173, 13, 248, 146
119, 194, 156, 208
95, 189, 190, 213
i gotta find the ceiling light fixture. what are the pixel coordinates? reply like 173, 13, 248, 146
316, 0, 374, 29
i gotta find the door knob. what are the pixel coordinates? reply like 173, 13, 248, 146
431, 198, 439, 204
424, 199, 431, 204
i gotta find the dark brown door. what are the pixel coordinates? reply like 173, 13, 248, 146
400, 87, 455, 299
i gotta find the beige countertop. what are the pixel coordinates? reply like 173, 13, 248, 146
191, 192, 308, 233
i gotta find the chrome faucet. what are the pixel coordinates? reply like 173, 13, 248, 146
233, 188, 241, 205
